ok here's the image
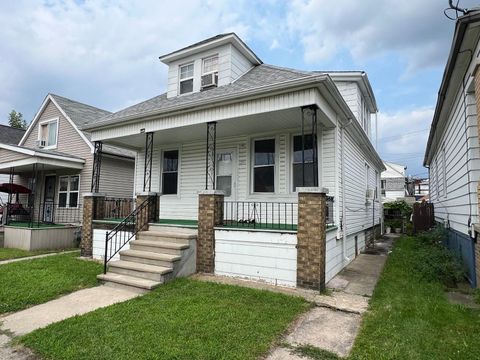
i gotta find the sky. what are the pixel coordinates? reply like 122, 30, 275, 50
0, 0, 478, 177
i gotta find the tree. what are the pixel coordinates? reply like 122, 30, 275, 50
8, 109, 27, 129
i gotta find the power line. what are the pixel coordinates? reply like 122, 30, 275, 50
377, 128, 429, 142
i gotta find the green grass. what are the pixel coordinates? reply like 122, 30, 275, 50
0, 252, 101, 314
348, 235, 480, 360
20, 278, 309, 360
7, 221, 66, 228
0, 248, 74, 261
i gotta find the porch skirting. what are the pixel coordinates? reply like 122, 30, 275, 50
4, 226, 80, 251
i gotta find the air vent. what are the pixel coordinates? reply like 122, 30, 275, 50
201, 73, 218, 89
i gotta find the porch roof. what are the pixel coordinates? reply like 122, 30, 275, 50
0, 143, 85, 174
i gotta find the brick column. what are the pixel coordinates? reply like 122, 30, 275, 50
80, 193, 105, 257
135, 192, 160, 232
296, 187, 327, 291
197, 190, 224, 273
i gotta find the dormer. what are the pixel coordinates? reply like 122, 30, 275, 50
159, 33, 262, 98
327, 72, 378, 140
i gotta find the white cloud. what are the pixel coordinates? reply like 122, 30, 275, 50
0, 0, 250, 122
286, 0, 479, 72
376, 107, 434, 175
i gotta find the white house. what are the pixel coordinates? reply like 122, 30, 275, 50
0, 125, 26, 205
83, 33, 385, 291
381, 161, 407, 202
424, 10, 480, 288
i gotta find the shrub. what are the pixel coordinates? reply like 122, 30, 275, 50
411, 227, 464, 287
384, 200, 412, 218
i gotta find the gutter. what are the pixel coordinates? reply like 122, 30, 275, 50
424, 10, 480, 166
82, 74, 330, 131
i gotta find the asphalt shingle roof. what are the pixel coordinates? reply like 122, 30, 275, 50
88, 64, 317, 128
50, 94, 112, 129
0, 125, 26, 145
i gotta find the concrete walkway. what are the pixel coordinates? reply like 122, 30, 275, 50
0, 285, 139, 337
0, 250, 79, 266
266, 235, 396, 359
0, 285, 140, 359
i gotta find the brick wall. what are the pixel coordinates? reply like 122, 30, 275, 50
197, 192, 224, 273
296, 189, 326, 291
81, 194, 105, 257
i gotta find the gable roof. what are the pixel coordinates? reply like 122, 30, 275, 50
0, 124, 26, 144
159, 32, 262, 65
84, 64, 317, 129
49, 94, 111, 129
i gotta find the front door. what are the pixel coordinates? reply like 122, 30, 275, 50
216, 149, 236, 200
43, 176, 56, 223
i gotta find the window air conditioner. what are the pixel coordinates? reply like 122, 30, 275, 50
201, 73, 218, 89
36, 139, 46, 148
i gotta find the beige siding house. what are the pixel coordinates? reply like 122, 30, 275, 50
0, 94, 135, 226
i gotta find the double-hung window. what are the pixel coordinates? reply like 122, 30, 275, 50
39, 119, 58, 148
202, 55, 219, 89
179, 63, 194, 95
58, 175, 79, 208
292, 134, 317, 191
253, 139, 275, 193
162, 150, 179, 195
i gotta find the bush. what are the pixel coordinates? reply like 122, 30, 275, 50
384, 200, 412, 218
411, 226, 464, 287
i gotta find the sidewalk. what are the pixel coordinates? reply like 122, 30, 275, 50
266, 235, 396, 359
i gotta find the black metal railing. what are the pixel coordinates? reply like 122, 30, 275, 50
103, 195, 157, 273
222, 201, 298, 231
5, 202, 82, 226
104, 197, 134, 220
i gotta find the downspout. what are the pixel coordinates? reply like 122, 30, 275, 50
340, 118, 353, 262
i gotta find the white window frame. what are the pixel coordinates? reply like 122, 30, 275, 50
160, 148, 180, 196
202, 54, 219, 75
178, 62, 194, 95
365, 163, 370, 190
251, 137, 277, 194
58, 175, 80, 208
37, 117, 59, 149
290, 133, 318, 192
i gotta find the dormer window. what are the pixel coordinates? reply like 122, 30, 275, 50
201, 55, 218, 90
179, 63, 194, 95
37, 118, 58, 148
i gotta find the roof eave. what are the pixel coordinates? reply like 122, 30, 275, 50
424, 10, 480, 166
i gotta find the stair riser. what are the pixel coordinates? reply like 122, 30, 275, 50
101, 280, 150, 295
130, 244, 183, 255
120, 254, 176, 267
136, 234, 191, 244
108, 266, 166, 282
148, 225, 197, 234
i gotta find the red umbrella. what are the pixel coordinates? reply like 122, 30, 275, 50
0, 183, 32, 194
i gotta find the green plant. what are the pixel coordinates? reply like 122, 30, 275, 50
384, 200, 412, 218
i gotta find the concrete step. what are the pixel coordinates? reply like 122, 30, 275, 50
130, 239, 189, 255
97, 273, 161, 294
120, 249, 181, 267
137, 230, 196, 244
148, 224, 198, 235
108, 260, 173, 281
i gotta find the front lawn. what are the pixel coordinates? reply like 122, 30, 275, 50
0, 252, 101, 314
0, 248, 73, 261
349, 234, 480, 360
21, 278, 309, 360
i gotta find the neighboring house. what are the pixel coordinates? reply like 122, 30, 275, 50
0, 125, 26, 204
0, 94, 135, 228
424, 10, 480, 287
408, 178, 429, 200
83, 33, 385, 290
381, 161, 407, 202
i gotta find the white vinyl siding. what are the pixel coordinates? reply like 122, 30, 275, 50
428, 79, 479, 235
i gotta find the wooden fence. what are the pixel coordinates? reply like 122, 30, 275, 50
412, 202, 434, 233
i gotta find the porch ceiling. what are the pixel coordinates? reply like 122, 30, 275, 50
103, 107, 333, 149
